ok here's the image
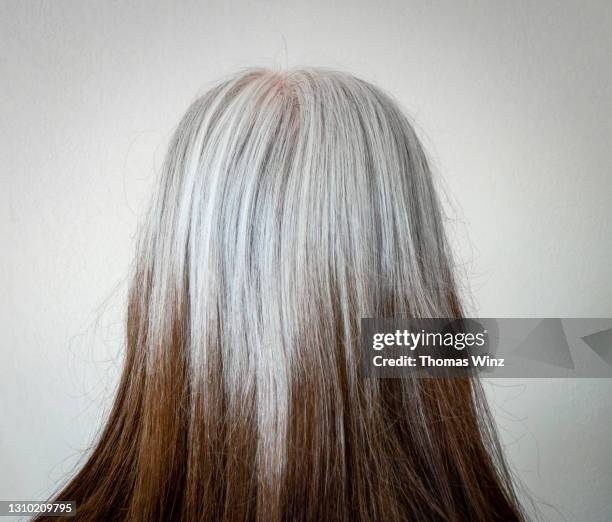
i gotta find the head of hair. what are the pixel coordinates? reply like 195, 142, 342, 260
42, 68, 524, 521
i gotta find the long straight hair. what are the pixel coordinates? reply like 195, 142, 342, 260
42, 68, 525, 521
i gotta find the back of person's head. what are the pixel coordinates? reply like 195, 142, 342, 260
41, 68, 525, 521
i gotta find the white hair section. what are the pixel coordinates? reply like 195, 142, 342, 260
135, 67, 460, 491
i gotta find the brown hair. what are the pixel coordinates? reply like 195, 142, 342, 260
41, 68, 525, 521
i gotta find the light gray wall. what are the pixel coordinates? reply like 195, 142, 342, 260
1, 1, 611, 520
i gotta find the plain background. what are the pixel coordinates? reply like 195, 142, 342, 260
1, 1, 611, 520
